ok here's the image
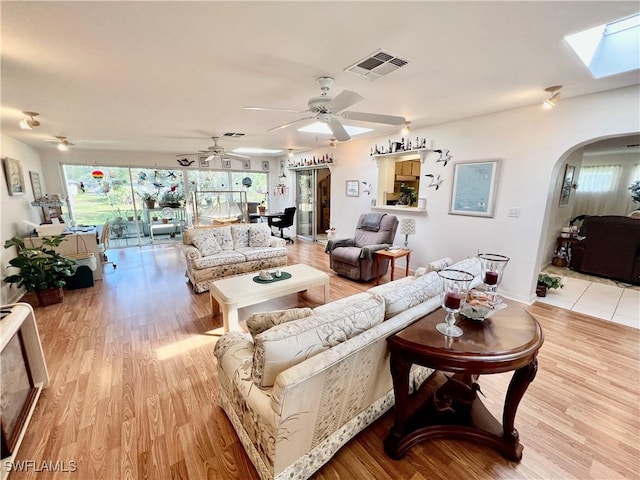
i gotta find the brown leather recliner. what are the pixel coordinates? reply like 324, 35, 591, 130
569, 215, 640, 284
326, 214, 399, 281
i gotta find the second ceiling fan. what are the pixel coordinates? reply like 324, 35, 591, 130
246, 76, 407, 142
177, 136, 250, 162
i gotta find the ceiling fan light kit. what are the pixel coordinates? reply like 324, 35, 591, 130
247, 76, 407, 142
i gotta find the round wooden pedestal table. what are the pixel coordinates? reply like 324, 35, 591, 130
384, 303, 543, 461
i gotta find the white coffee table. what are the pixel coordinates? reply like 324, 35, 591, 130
210, 264, 330, 333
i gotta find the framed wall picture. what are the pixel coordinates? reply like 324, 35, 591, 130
3, 157, 25, 196
243, 159, 252, 170
29, 171, 42, 200
346, 180, 359, 197
449, 159, 500, 217
222, 158, 231, 169
199, 156, 210, 168
262, 160, 270, 171
559, 164, 575, 207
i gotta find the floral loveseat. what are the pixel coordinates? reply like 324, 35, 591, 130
214, 256, 482, 480
183, 224, 288, 293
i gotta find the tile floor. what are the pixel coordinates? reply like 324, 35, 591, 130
535, 275, 639, 329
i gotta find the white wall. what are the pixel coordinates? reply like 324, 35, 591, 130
1, 135, 46, 303
291, 85, 640, 303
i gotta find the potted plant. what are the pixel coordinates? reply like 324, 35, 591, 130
397, 183, 417, 206
629, 180, 640, 204
160, 190, 185, 208
536, 273, 564, 297
3, 235, 77, 306
139, 191, 157, 209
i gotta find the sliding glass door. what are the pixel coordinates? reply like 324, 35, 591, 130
295, 167, 331, 242
63, 164, 269, 247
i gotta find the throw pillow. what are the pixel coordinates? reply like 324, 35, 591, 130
249, 225, 272, 248
246, 308, 314, 336
231, 225, 250, 249
193, 233, 221, 256
252, 295, 385, 388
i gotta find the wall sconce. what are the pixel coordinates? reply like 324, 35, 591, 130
19, 111, 40, 130
288, 149, 294, 158
330, 139, 337, 149
401, 121, 411, 136
398, 218, 416, 249
543, 85, 562, 109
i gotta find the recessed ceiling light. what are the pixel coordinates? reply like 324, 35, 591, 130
233, 147, 283, 154
298, 122, 373, 136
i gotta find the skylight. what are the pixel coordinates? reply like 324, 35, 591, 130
297, 122, 373, 136
565, 13, 640, 78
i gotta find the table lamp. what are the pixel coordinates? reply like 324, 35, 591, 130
399, 219, 416, 249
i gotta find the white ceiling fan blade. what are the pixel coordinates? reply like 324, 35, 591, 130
328, 90, 364, 113
245, 106, 306, 113
225, 152, 251, 160
268, 116, 315, 132
341, 111, 407, 125
327, 118, 351, 142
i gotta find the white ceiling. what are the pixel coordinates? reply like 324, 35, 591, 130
2, 1, 639, 157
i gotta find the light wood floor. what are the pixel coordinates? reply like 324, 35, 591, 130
9, 241, 640, 479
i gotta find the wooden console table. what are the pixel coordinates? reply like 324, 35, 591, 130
384, 303, 543, 461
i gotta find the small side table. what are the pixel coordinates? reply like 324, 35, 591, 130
374, 248, 411, 285
554, 236, 582, 267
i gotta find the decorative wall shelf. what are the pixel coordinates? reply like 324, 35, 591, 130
372, 148, 432, 164
287, 164, 333, 171
372, 205, 427, 215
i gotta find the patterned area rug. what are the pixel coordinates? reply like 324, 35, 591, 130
542, 265, 640, 291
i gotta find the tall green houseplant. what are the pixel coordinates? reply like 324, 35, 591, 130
4, 235, 77, 306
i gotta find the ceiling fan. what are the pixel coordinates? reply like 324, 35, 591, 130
44, 136, 75, 151
246, 76, 407, 142
177, 136, 250, 162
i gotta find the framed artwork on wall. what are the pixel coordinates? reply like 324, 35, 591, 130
29, 171, 42, 200
199, 156, 210, 168
346, 180, 359, 197
559, 164, 575, 207
449, 159, 500, 217
222, 159, 231, 169
2, 157, 25, 196
262, 160, 270, 171
243, 159, 252, 170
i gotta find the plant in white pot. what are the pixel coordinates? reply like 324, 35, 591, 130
3, 235, 77, 306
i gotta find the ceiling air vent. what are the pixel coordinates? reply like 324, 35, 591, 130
345, 50, 409, 80
223, 132, 245, 138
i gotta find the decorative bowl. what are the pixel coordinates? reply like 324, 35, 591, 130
460, 301, 507, 322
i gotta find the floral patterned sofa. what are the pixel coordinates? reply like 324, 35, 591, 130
183, 224, 288, 293
214, 256, 482, 480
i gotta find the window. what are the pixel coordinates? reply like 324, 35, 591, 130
576, 165, 621, 193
